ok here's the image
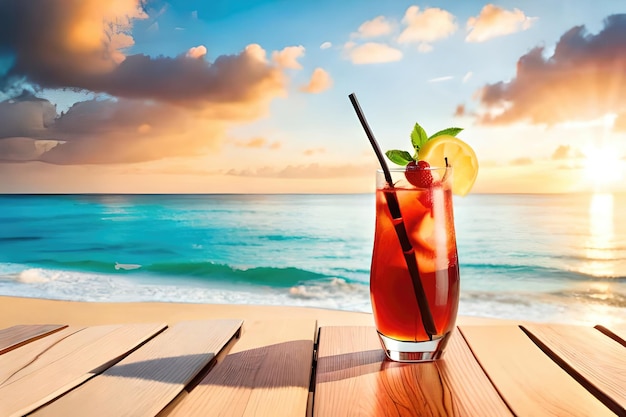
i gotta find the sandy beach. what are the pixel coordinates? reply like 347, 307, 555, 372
0, 295, 506, 329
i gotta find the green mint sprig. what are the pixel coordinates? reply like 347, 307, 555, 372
385, 122, 463, 166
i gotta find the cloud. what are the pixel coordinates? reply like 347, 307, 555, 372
466, 5, 536, 43
463, 72, 473, 83
300, 68, 332, 94
0, 91, 57, 138
454, 104, 466, 117
417, 43, 433, 53
320, 42, 332, 50
615, 112, 626, 131
510, 157, 533, 166
353, 16, 393, 39
0, 0, 299, 165
552, 144, 584, 159
0, 0, 147, 83
475, 14, 626, 126
428, 76, 453, 83
0, 84, 288, 164
235, 137, 268, 148
272, 45, 305, 69
0, 94, 236, 164
303, 147, 326, 156
398, 6, 457, 51
552, 145, 572, 160
226, 163, 372, 179
345, 42, 403, 65
232, 137, 281, 149
0, 1, 286, 107
186, 45, 207, 59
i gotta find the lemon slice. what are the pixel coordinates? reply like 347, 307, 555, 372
418, 134, 479, 196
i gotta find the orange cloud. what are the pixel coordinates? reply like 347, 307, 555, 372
615, 112, 626, 131
226, 163, 373, 179
353, 16, 393, 38
0, 0, 146, 85
475, 15, 626, 126
236, 137, 268, 148
0, 1, 285, 107
0, 80, 284, 164
303, 147, 326, 156
345, 42, 403, 65
0, 1, 296, 165
232, 137, 281, 150
398, 6, 457, 50
552, 145, 572, 160
466, 5, 536, 43
186, 45, 207, 59
510, 157, 533, 166
552, 145, 584, 159
272, 45, 305, 69
300, 68, 332, 93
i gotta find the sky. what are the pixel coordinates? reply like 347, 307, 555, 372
0, 0, 626, 194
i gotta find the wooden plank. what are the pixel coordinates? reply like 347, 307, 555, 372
459, 325, 614, 417
0, 322, 166, 417
522, 324, 626, 415
437, 329, 514, 416
162, 319, 316, 417
595, 325, 626, 347
0, 324, 67, 355
32, 319, 242, 417
0, 326, 84, 384
313, 326, 511, 417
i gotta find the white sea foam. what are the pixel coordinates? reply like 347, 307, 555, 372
17, 268, 57, 283
1, 262, 625, 328
289, 278, 366, 298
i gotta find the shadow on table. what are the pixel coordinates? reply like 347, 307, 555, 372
103, 339, 313, 390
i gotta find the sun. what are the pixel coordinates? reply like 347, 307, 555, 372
582, 145, 624, 188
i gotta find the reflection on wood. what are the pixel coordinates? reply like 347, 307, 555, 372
314, 326, 503, 417
438, 330, 513, 416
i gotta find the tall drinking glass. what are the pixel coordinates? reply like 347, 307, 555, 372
370, 167, 460, 362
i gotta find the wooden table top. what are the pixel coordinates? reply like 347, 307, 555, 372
0, 320, 624, 417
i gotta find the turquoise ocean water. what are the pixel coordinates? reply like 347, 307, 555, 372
1, 193, 625, 327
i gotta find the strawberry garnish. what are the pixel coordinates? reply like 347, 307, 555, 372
405, 160, 433, 188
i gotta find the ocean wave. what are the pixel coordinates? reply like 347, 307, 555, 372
288, 277, 369, 300
461, 262, 626, 280
11, 259, 353, 287
16, 268, 59, 283
0, 236, 43, 242
546, 288, 626, 308
145, 262, 338, 287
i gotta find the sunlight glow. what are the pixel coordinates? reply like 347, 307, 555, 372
579, 193, 616, 277
583, 145, 624, 187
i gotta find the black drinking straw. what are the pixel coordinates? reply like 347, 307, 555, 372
348, 93, 437, 340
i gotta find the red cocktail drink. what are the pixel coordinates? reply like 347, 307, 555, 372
370, 167, 460, 361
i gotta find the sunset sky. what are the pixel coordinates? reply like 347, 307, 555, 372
1, 0, 625, 194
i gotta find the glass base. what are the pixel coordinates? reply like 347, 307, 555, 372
378, 331, 452, 362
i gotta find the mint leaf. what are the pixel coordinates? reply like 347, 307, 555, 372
385, 150, 413, 166
410, 123, 429, 153
429, 127, 463, 139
